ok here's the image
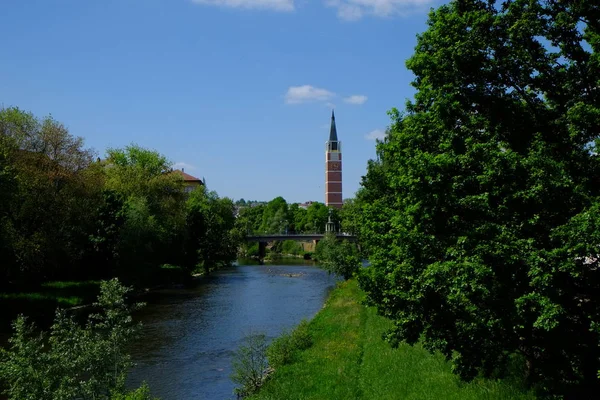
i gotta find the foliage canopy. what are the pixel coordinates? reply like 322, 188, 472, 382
357, 0, 600, 396
315, 234, 360, 280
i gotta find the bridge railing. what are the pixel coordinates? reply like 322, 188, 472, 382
245, 233, 356, 240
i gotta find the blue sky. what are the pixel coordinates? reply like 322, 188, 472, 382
0, 0, 442, 203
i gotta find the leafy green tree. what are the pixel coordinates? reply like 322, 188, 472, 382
282, 240, 303, 256
235, 204, 265, 236
104, 145, 182, 206
0, 133, 17, 287
0, 107, 101, 284
184, 186, 237, 274
315, 234, 360, 280
358, 0, 600, 396
104, 145, 186, 278
116, 196, 164, 280
340, 198, 362, 236
233, 204, 265, 257
287, 203, 304, 233
259, 196, 289, 234
0, 279, 149, 399
304, 202, 329, 233
87, 190, 128, 277
104, 145, 186, 234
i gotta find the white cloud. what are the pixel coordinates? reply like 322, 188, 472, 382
325, 0, 436, 21
191, 0, 295, 12
344, 94, 368, 105
285, 85, 335, 104
365, 129, 386, 141
336, 3, 363, 20
173, 162, 198, 172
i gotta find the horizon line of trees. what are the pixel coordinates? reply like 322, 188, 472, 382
234, 196, 357, 236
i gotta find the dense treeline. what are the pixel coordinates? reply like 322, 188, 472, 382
0, 107, 238, 290
235, 196, 341, 235
234, 196, 360, 259
352, 0, 600, 398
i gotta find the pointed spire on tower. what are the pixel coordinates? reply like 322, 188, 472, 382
329, 109, 338, 142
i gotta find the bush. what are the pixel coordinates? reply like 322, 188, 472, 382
0, 278, 150, 400
282, 240, 302, 256
267, 320, 313, 369
315, 234, 360, 280
267, 332, 294, 368
291, 320, 312, 350
231, 333, 270, 398
111, 383, 157, 400
246, 243, 260, 258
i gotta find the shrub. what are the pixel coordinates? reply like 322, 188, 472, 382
246, 243, 259, 257
267, 320, 313, 369
110, 383, 157, 400
315, 234, 360, 280
282, 240, 302, 256
231, 333, 270, 398
267, 331, 294, 368
291, 320, 312, 351
0, 278, 150, 400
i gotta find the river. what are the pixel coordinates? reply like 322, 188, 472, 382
126, 261, 339, 400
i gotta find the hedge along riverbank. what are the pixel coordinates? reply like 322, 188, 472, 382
250, 279, 536, 400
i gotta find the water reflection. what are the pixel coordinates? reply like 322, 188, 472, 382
127, 262, 338, 400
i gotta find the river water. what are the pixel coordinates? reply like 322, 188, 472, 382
126, 261, 338, 400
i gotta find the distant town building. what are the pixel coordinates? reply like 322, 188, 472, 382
298, 201, 316, 210
172, 168, 204, 193
325, 110, 343, 209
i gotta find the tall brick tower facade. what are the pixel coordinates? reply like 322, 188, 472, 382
325, 110, 343, 209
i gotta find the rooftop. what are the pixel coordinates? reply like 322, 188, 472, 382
172, 168, 203, 183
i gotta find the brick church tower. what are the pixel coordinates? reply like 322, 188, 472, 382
325, 110, 343, 209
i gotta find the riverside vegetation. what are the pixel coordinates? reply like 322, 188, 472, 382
353, 1, 600, 397
0, 106, 240, 397
0, 279, 156, 400
234, 0, 600, 398
232, 238, 531, 399
241, 280, 534, 400
0, 106, 240, 325
235, 196, 344, 260
3, 0, 600, 398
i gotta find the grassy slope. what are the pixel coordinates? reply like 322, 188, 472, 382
251, 280, 535, 400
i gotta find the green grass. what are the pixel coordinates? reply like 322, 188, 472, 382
40, 280, 101, 290
0, 292, 82, 307
250, 280, 536, 400
0, 280, 102, 330
1, 280, 101, 306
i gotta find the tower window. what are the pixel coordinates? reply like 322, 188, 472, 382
331, 142, 338, 151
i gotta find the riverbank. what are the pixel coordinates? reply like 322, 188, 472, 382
127, 263, 338, 399
250, 279, 536, 400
